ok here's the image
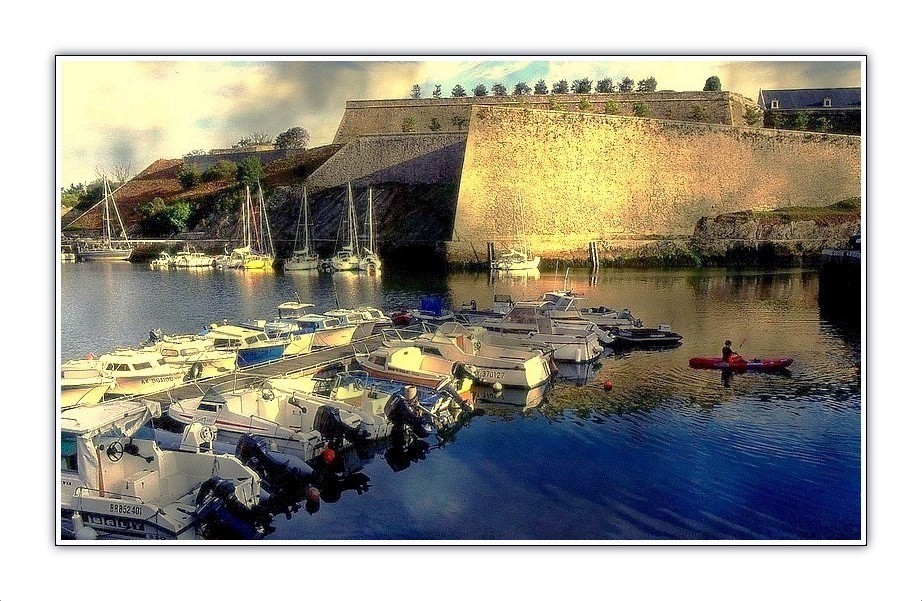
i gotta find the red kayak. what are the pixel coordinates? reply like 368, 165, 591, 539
689, 356, 793, 371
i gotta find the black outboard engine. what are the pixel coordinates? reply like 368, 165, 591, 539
384, 393, 437, 440
234, 434, 314, 494
385, 437, 431, 472
313, 405, 369, 445
195, 476, 269, 540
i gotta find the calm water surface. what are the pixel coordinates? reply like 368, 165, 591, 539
59, 263, 863, 541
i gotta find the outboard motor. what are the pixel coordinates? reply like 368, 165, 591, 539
195, 476, 269, 540
313, 405, 368, 445
234, 434, 314, 494
384, 437, 431, 472
384, 393, 437, 439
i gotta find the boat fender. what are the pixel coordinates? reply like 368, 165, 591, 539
261, 386, 275, 401
186, 362, 204, 381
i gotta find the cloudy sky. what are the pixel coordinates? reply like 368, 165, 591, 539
57, 56, 863, 188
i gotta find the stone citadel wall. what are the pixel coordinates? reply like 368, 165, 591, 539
448, 106, 861, 263
333, 92, 761, 144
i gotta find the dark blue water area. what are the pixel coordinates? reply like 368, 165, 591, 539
58, 263, 863, 541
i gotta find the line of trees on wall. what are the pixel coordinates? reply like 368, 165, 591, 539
411, 76, 677, 99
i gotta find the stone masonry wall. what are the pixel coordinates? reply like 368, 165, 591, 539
448, 106, 861, 263
333, 92, 760, 144
305, 133, 466, 192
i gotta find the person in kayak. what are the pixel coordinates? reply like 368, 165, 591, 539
722, 340, 739, 363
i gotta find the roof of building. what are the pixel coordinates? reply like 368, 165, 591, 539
758, 87, 861, 111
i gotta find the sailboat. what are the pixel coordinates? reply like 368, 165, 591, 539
284, 186, 319, 271
330, 182, 361, 271
491, 193, 541, 272
233, 181, 275, 270
359, 186, 382, 272
78, 176, 133, 261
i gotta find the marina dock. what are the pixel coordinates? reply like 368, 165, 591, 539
137, 333, 387, 408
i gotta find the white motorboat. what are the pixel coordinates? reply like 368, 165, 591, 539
149, 251, 175, 269
167, 378, 328, 462
143, 333, 237, 379
83, 349, 188, 397
60, 361, 115, 408
324, 308, 378, 339
204, 324, 288, 367
354, 306, 394, 334
478, 301, 604, 363
540, 289, 643, 329
60, 399, 265, 540
173, 249, 214, 268
268, 371, 396, 441
284, 186, 320, 271
383, 321, 553, 389
290, 313, 357, 349
456, 294, 515, 325
354, 344, 474, 398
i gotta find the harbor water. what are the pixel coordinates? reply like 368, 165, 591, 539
58, 263, 863, 541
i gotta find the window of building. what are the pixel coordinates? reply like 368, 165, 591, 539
770, 100, 779, 109
824, 98, 832, 107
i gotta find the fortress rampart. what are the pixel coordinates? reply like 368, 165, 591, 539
333, 92, 761, 144
448, 106, 861, 263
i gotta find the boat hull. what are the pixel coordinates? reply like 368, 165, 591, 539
79, 249, 132, 262
688, 357, 794, 371
107, 371, 187, 396
61, 381, 112, 408
236, 344, 286, 368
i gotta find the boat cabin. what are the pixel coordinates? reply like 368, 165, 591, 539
294, 315, 344, 333
99, 351, 169, 373
206, 325, 272, 349
277, 301, 315, 320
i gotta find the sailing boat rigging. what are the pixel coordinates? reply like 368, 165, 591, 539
359, 186, 382, 272
330, 182, 361, 271
284, 186, 319, 271
78, 176, 133, 262
491, 192, 541, 272
232, 181, 275, 270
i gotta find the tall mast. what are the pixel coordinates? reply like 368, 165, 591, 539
301, 186, 309, 252
244, 185, 251, 247
258, 181, 274, 256
367, 187, 374, 255
102, 176, 111, 245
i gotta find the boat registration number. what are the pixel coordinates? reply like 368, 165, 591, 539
140, 375, 180, 384
110, 503, 143, 516
475, 369, 503, 381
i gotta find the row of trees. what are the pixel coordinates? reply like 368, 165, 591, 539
413, 76, 723, 99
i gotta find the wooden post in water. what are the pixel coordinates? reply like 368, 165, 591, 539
589, 241, 600, 271
486, 242, 495, 266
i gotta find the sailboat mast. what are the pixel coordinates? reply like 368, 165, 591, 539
244, 185, 251, 247
258, 181, 274, 256
301, 186, 309, 252
102, 177, 111, 244
368, 188, 374, 255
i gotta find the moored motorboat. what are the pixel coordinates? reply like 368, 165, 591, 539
60, 361, 115, 408
383, 322, 553, 389
81, 349, 187, 397
204, 324, 288, 368
478, 301, 604, 363
354, 345, 474, 397
167, 378, 329, 462
608, 324, 683, 348
60, 399, 266, 540
143, 332, 238, 378
410, 294, 457, 326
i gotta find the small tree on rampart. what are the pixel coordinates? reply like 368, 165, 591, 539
551, 79, 569, 94
534, 79, 549, 95
451, 84, 467, 97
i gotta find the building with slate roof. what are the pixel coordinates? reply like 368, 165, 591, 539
758, 87, 861, 135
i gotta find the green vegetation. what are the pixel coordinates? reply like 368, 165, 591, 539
744, 106, 762, 127
618, 77, 634, 92
740, 197, 860, 221
533, 79, 548, 95
473, 84, 488, 97
275, 126, 309, 149
571, 78, 593, 94
451, 115, 469, 129
202, 160, 236, 183
451, 84, 466, 97
637, 77, 657, 92
578, 97, 592, 111
429, 117, 442, 131
411, 84, 422, 99
178, 164, 201, 189
432, 85, 442, 99
689, 104, 707, 121
513, 82, 531, 95
704, 76, 722, 91
401, 116, 416, 132
604, 101, 620, 115
235, 157, 263, 188
633, 102, 651, 117
138, 197, 193, 236
551, 79, 569, 94
491, 83, 507, 96
596, 78, 614, 93
60, 180, 105, 209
